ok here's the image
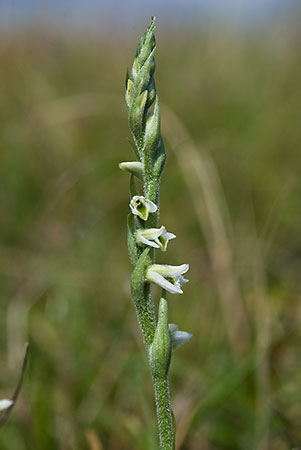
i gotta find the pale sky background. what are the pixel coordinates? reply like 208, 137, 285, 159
0, 0, 299, 30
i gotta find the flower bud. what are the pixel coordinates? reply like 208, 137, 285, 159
144, 96, 160, 153
131, 56, 139, 82
131, 247, 151, 303
146, 78, 156, 109
129, 90, 148, 136
137, 18, 156, 67
125, 78, 134, 109
119, 161, 144, 180
136, 50, 155, 93
149, 298, 171, 379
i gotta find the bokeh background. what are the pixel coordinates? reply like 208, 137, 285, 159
0, 1, 300, 449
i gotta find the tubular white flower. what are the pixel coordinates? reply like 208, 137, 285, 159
130, 195, 157, 221
145, 263, 189, 294
169, 324, 192, 350
119, 161, 144, 180
136, 227, 161, 248
136, 226, 176, 250
0, 399, 13, 412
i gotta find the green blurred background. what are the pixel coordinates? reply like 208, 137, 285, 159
0, 3, 300, 449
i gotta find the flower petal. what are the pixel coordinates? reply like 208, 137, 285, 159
158, 227, 176, 251
137, 226, 175, 251
136, 233, 160, 248
170, 330, 193, 350
146, 269, 183, 294
145, 199, 157, 213
179, 276, 189, 285
168, 323, 178, 333
149, 264, 189, 277
136, 228, 163, 248
140, 227, 163, 239
0, 399, 13, 412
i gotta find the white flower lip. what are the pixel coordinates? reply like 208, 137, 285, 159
146, 263, 189, 294
0, 399, 13, 412
168, 324, 192, 350
130, 195, 157, 221
136, 226, 176, 250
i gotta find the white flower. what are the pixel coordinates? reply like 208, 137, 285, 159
0, 399, 13, 412
136, 226, 176, 251
158, 227, 176, 251
130, 195, 157, 221
119, 161, 144, 180
145, 263, 189, 294
169, 324, 192, 350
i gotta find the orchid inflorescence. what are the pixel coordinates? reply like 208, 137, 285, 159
119, 18, 191, 449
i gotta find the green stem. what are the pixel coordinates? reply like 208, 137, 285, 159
133, 284, 175, 449
153, 376, 175, 450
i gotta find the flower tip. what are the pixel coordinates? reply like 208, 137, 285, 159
169, 326, 193, 350
0, 399, 13, 411
166, 284, 183, 295
182, 263, 189, 274
149, 17, 156, 29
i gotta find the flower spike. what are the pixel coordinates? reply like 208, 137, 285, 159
124, 19, 191, 449
146, 263, 189, 294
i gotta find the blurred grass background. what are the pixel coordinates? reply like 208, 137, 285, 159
0, 10, 300, 450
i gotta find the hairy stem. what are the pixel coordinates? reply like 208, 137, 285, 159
153, 376, 175, 449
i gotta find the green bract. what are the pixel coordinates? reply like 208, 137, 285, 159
150, 298, 171, 379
